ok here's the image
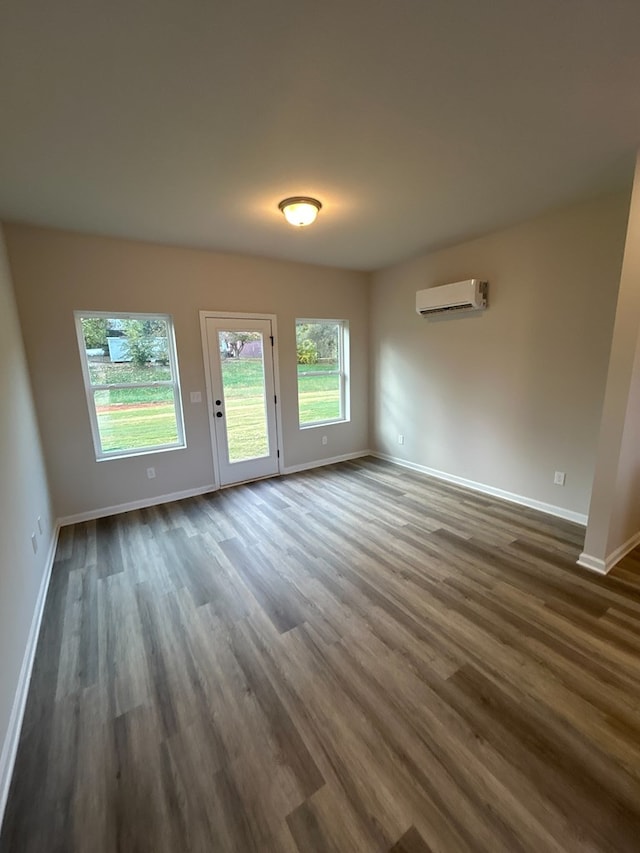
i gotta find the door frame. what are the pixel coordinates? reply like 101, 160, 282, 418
199, 310, 285, 488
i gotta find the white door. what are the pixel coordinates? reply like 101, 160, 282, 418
204, 316, 280, 486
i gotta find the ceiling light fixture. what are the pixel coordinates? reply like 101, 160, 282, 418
278, 196, 322, 227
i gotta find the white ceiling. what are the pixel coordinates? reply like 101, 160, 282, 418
0, 0, 639, 271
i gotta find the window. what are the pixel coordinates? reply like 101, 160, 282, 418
296, 319, 349, 426
74, 312, 185, 460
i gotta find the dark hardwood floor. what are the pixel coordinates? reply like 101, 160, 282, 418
3, 457, 640, 852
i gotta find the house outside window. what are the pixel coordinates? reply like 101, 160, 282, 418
74, 312, 185, 460
296, 319, 349, 427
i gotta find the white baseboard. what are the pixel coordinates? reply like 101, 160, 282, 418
576, 553, 608, 574
57, 483, 217, 527
57, 455, 376, 526
605, 529, 640, 570
371, 452, 588, 526
0, 522, 60, 829
282, 450, 371, 476
579, 529, 640, 575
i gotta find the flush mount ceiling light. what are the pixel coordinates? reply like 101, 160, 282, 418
278, 196, 322, 227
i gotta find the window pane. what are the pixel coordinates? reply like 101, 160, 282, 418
296, 322, 339, 369
94, 386, 179, 453
79, 317, 172, 385
218, 332, 269, 462
297, 369, 341, 424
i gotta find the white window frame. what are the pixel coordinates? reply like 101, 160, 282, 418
296, 318, 350, 428
74, 310, 186, 461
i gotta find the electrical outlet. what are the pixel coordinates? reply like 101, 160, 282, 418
322, 435, 328, 446
37, 516, 43, 534
147, 467, 156, 479
190, 391, 202, 403
31, 533, 38, 554
398, 434, 404, 445
554, 471, 566, 486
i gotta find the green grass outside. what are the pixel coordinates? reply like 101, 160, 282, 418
96, 400, 179, 452
89, 362, 172, 386
95, 358, 341, 456
297, 373, 341, 424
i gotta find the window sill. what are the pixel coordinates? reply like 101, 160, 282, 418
96, 442, 187, 462
299, 419, 349, 430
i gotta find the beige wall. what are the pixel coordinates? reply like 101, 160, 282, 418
4, 225, 369, 520
0, 227, 53, 813
609, 338, 640, 552
582, 154, 640, 568
370, 192, 629, 518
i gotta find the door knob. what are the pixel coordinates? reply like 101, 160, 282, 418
216, 411, 223, 418
215, 399, 222, 406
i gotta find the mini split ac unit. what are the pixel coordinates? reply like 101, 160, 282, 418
416, 279, 488, 317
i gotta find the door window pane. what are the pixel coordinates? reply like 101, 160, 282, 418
218, 331, 269, 462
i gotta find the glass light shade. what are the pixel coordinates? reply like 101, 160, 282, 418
278, 196, 322, 227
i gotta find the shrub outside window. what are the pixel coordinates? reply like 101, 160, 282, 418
74, 312, 185, 460
296, 319, 349, 426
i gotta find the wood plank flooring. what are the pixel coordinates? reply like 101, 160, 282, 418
3, 456, 640, 852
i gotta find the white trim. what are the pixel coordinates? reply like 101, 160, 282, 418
576, 553, 608, 574
272, 322, 284, 475
199, 310, 277, 320
0, 523, 60, 828
579, 529, 640, 575
57, 483, 217, 527
95, 443, 187, 463
282, 450, 370, 475
89, 380, 174, 391
199, 313, 221, 489
371, 452, 588, 526
299, 418, 349, 430
604, 529, 640, 570
59, 453, 376, 523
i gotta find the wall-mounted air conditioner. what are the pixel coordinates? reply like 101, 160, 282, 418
416, 279, 488, 317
